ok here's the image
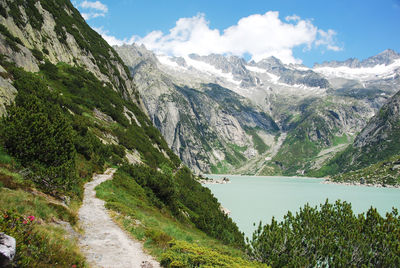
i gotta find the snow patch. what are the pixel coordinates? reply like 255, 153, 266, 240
245, 65, 266, 73
314, 59, 400, 81
183, 56, 241, 85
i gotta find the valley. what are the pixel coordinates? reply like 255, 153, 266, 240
115, 44, 400, 176
0, 0, 399, 267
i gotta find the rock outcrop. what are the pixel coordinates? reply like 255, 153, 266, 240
0, 0, 138, 102
0, 232, 16, 267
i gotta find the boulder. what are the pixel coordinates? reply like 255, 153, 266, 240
0, 232, 16, 267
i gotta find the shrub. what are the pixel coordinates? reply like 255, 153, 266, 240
161, 240, 266, 268
247, 200, 400, 267
0, 209, 85, 267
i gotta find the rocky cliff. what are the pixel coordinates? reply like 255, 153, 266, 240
328, 90, 400, 173
0, 0, 140, 117
116, 44, 279, 173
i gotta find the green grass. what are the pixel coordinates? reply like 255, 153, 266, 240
95, 169, 261, 266
245, 128, 269, 154
211, 160, 231, 174
0, 147, 13, 165
332, 134, 350, 146
0, 165, 85, 267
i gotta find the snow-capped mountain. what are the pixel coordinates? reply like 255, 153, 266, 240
115, 44, 400, 175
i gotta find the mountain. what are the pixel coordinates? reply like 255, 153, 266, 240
116, 44, 280, 173
0, 1, 248, 266
314, 49, 400, 68
116, 44, 400, 175
320, 89, 400, 180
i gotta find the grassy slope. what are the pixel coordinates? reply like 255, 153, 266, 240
95, 169, 268, 267
0, 150, 86, 267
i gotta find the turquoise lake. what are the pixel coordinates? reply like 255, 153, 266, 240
204, 175, 400, 237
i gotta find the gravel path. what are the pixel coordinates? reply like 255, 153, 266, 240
78, 168, 160, 268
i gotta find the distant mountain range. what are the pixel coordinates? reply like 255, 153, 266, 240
115, 45, 400, 175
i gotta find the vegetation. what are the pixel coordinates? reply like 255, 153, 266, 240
161, 240, 268, 267
245, 128, 269, 154
95, 169, 258, 266
0, 24, 23, 52
0, 50, 244, 266
0, 161, 85, 267
248, 200, 400, 267
1, 209, 85, 267
116, 166, 245, 247
331, 154, 400, 186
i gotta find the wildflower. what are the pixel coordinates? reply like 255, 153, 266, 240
72, 265, 77, 268
23, 220, 28, 224
28, 215, 35, 222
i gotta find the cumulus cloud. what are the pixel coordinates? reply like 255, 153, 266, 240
79, 1, 108, 20
99, 11, 341, 63
94, 27, 135, 46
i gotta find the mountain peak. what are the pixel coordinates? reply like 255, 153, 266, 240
314, 49, 400, 68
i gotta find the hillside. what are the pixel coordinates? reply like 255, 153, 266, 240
317, 89, 400, 185
0, 1, 255, 266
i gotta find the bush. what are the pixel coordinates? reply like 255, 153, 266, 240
160, 240, 266, 268
0, 210, 85, 267
0, 69, 77, 193
247, 200, 400, 267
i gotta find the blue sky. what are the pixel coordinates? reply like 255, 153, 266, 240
73, 0, 400, 66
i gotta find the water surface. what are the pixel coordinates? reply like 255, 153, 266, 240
205, 175, 400, 237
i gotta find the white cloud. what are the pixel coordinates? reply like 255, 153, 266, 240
80, 1, 108, 12
101, 11, 341, 64
94, 27, 135, 47
315, 29, 342, 51
82, 12, 105, 20
285, 15, 300, 22
78, 1, 108, 20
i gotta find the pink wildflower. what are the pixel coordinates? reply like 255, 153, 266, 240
23, 220, 28, 224
72, 265, 77, 268
28, 215, 35, 222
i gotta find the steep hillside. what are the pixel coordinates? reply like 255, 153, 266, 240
0, 0, 140, 116
318, 89, 400, 180
0, 1, 250, 266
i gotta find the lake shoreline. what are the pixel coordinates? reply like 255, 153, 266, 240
322, 179, 400, 189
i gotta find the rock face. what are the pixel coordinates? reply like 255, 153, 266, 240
0, 232, 16, 267
0, 0, 138, 103
116, 44, 279, 173
338, 90, 400, 171
0, 66, 17, 116
116, 43, 400, 174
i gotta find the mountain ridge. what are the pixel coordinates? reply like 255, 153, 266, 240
116, 43, 399, 174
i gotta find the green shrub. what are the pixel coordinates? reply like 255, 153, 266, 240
0, 210, 85, 267
248, 200, 400, 267
161, 240, 267, 268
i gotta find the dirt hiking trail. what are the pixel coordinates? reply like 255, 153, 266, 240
78, 168, 160, 268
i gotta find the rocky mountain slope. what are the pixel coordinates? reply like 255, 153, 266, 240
116, 44, 280, 173
0, 0, 141, 116
321, 89, 400, 177
116, 43, 400, 175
